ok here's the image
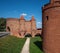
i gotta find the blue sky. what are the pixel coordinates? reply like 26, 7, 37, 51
0, 0, 50, 28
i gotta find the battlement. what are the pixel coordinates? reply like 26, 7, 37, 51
42, 0, 60, 11
7, 16, 36, 22
50, 0, 60, 4
6, 18, 19, 21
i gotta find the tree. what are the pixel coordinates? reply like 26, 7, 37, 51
0, 17, 6, 31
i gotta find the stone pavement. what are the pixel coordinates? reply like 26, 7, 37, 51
21, 37, 30, 53
0, 32, 10, 37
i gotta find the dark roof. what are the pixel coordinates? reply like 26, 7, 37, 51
37, 28, 42, 30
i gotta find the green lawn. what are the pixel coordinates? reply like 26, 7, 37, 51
0, 35, 26, 53
30, 36, 43, 53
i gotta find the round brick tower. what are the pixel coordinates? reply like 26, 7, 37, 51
42, 0, 60, 53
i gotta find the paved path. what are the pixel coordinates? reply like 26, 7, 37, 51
21, 38, 30, 53
0, 32, 10, 37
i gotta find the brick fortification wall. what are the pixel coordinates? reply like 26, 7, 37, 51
6, 16, 41, 38
6, 18, 20, 37
42, 0, 60, 53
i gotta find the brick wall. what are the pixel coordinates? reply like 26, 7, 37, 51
6, 16, 41, 38
42, 0, 60, 53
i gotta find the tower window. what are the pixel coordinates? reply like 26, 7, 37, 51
46, 16, 49, 20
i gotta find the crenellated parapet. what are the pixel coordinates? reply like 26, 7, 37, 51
42, 0, 60, 11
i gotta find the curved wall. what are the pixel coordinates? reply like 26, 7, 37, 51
42, 5, 60, 53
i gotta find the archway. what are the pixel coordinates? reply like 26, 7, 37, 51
7, 26, 10, 32
35, 33, 41, 37
25, 33, 32, 37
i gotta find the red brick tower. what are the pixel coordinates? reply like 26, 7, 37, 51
31, 16, 36, 37
42, 0, 60, 53
20, 16, 25, 38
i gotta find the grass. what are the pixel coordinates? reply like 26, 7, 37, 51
0, 35, 26, 53
30, 36, 43, 53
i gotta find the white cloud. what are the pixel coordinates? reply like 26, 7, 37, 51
37, 22, 42, 24
37, 22, 42, 28
20, 13, 27, 16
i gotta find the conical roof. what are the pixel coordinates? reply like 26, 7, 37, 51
20, 16, 25, 20
31, 16, 35, 21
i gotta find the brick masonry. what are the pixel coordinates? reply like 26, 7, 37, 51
6, 16, 42, 38
42, 0, 60, 53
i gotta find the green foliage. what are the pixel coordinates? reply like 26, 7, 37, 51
0, 18, 6, 31
30, 37, 43, 53
0, 36, 26, 53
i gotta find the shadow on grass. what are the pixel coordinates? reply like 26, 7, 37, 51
35, 34, 43, 39
34, 41, 43, 51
